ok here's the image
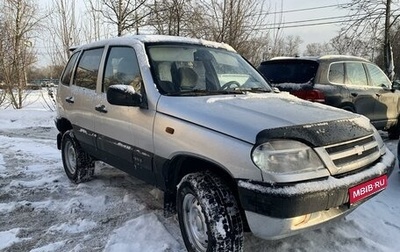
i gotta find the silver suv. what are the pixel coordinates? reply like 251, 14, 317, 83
55, 35, 395, 252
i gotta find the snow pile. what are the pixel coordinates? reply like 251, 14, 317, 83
104, 213, 180, 252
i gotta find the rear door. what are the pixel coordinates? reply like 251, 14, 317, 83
69, 47, 104, 153
58, 51, 80, 116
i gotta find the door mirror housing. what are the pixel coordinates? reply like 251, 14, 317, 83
107, 85, 142, 107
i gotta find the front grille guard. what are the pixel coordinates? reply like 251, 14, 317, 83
315, 134, 381, 176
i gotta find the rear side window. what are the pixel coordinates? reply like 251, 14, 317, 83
258, 60, 318, 84
60, 52, 79, 86
345, 62, 368, 86
74, 48, 104, 90
365, 63, 391, 88
328, 63, 345, 84
103, 47, 141, 92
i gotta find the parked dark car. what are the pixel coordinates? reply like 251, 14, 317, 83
258, 55, 400, 139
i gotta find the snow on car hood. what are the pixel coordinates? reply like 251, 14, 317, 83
156, 92, 372, 145
271, 82, 313, 91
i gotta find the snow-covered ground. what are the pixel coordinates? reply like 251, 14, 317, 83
0, 90, 399, 252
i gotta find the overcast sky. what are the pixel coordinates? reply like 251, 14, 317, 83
34, 0, 351, 67
266, 0, 351, 49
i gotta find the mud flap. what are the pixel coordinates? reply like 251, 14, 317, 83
57, 133, 62, 150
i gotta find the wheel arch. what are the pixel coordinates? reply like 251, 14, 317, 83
55, 117, 73, 133
162, 153, 249, 230
55, 117, 73, 149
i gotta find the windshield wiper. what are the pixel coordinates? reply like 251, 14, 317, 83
234, 87, 272, 93
166, 89, 245, 96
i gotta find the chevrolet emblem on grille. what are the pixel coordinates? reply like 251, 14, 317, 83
354, 145, 365, 155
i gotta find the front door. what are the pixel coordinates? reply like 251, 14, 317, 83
94, 46, 156, 183
365, 63, 400, 128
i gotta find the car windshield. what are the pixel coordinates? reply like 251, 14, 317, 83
258, 60, 318, 84
146, 43, 272, 95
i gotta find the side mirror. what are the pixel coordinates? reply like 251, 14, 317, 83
107, 85, 142, 107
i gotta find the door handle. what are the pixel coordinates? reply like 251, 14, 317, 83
95, 104, 108, 113
65, 96, 74, 103
350, 92, 358, 97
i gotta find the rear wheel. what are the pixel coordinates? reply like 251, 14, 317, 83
177, 172, 243, 252
61, 130, 95, 183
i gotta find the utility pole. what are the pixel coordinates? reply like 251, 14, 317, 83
384, 0, 394, 80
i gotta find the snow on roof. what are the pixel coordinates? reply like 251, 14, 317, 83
71, 35, 236, 52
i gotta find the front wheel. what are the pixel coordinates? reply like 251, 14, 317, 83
61, 130, 95, 183
177, 172, 243, 252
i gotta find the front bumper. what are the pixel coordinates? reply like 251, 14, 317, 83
238, 148, 395, 240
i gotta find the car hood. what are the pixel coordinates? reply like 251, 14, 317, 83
156, 92, 372, 145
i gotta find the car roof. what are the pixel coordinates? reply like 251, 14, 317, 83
70, 35, 236, 53
263, 55, 370, 64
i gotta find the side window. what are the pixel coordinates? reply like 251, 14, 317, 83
345, 62, 368, 86
74, 48, 104, 90
365, 63, 391, 88
103, 47, 141, 92
60, 52, 79, 86
329, 63, 345, 84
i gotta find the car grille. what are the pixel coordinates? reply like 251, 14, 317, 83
315, 135, 381, 176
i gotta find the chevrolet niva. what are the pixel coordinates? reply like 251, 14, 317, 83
55, 35, 395, 252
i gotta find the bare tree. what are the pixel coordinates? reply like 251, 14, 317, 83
259, 34, 303, 60
0, 28, 5, 105
303, 42, 333, 56
84, 0, 105, 41
47, 0, 81, 66
95, 0, 150, 36
193, 0, 268, 59
0, 0, 40, 109
284, 35, 303, 56
243, 34, 272, 65
330, 34, 372, 59
342, 0, 400, 78
148, 0, 191, 36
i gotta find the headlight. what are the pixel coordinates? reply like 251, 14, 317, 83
252, 140, 325, 174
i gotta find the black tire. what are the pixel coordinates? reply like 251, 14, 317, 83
388, 124, 400, 140
61, 130, 95, 183
397, 139, 400, 169
177, 172, 243, 252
